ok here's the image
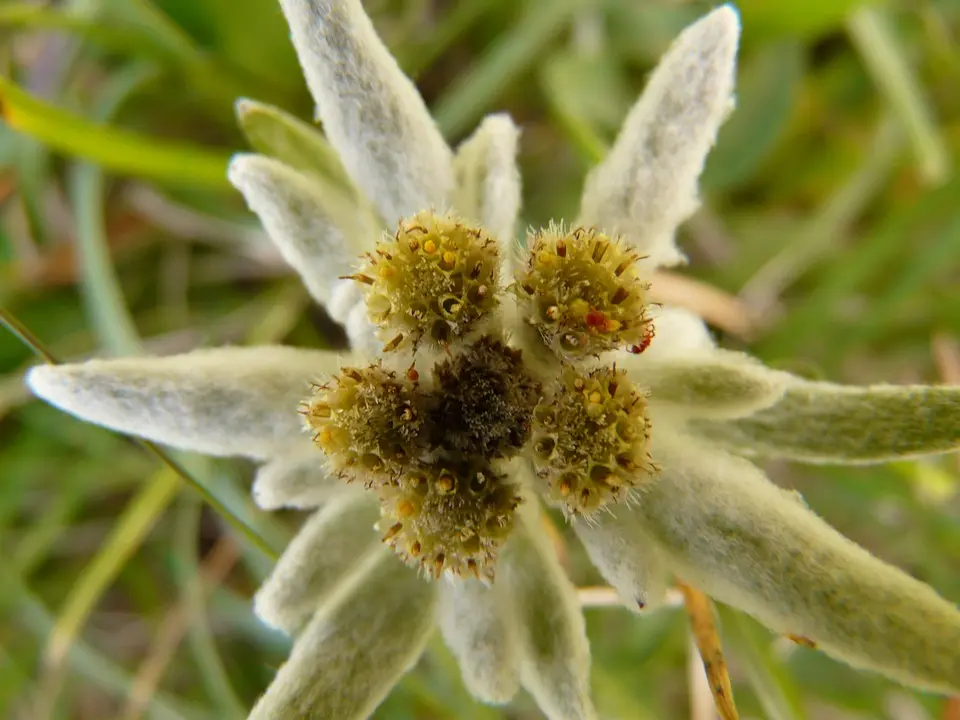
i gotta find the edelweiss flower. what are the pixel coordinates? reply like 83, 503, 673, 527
25, 1, 960, 718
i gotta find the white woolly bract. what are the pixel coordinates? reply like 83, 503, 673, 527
692, 379, 960, 464
277, 0, 453, 227
228, 154, 369, 308
574, 510, 668, 613
638, 432, 960, 694
631, 349, 789, 420
452, 113, 523, 285
438, 579, 520, 704
254, 491, 381, 634
635, 305, 715, 362
577, 5, 739, 268
249, 549, 437, 719
234, 97, 356, 193
26, 346, 340, 460
253, 447, 338, 510
501, 500, 597, 720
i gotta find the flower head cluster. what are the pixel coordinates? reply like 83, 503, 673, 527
303, 331, 535, 579
23, 1, 960, 719
306, 205, 662, 579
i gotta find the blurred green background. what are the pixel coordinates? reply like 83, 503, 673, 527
1, 0, 959, 718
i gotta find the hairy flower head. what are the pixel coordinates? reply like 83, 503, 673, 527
532, 365, 656, 515
516, 225, 654, 360
351, 212, 501, 352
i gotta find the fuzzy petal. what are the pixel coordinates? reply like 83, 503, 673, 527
501, 501, 597, 720
691, 380, 960, 463
438, 579, 520, 704
640, 305, 715, 362
235, 98, 355, 192
629, 350, 788, 419
249, 549, 437, 719
229, 154, 372, 309
253, 447, 337, 510
578, 6, 739, 267
277, 0, 453, 226
27, 347, 340, 459
574, 511, 668, 613
452, 114, 522, 283
254, 491, 381, 634
636, 431, 960, 694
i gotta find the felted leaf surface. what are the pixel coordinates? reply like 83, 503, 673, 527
692, 380, 960, 463
635, 431, 960, 693
438, 578, 520, 704
27, 347, 342, 459
452, 113, 522, 283
277, 0, 453, 226
577, 6, 739, 267
229, 154, 372, 307
249, 549, 437, 719
253, 447, 338, 510
254, 491, 381, 635
574, 509, 669, 612
235, 98, 354, 191
500, 500, 597, 720
630, 350, 788, 419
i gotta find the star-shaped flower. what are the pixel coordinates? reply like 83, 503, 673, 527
25, 1, 960, 718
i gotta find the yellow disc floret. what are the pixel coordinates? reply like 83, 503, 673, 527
304, 364, 425, 485
348, 212, 501, 352
530, 365, 656, 515
515, 225, 653, 361
377, 463, 521, 580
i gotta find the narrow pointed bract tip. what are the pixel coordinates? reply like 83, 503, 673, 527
680, 2, 741, 58
699, 3, 741, 36
234, 96, 255, 117
225, 152, 257, 187
25, 363, 58, 402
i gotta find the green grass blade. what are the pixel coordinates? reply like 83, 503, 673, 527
737, 0, 869, 39
740, 116, 903, 315
45, 466, 181, 670
172, 498, 246, 717
0, 3, 178, 64
70, 64, 155, 357
848, 6, 950, 185
433, 0, 588, 138
841, 213, 960, 349
0, 75, 231, 189
719, 607, 808, 720
0, 559, 211, 720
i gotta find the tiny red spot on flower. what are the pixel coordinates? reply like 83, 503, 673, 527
585, 310, 608, 329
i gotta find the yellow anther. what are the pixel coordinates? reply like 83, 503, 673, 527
436, 474, 456, 494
